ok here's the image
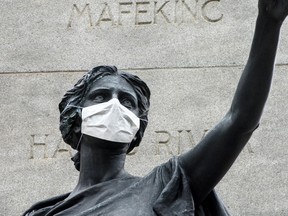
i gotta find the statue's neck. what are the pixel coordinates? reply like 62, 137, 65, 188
72, 135, 129, 195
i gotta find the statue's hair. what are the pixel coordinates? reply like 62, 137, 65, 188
59, 66, 151, 171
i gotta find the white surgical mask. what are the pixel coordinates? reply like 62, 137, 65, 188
81, 98, 140, 143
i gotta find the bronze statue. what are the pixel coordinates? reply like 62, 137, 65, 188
24, 1, 288, 215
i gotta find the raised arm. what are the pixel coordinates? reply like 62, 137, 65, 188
179, 0, 288, 204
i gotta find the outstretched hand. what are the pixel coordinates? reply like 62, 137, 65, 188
259, 0, 288, 22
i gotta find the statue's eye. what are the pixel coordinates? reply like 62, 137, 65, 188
94, 94, 105, 102
121, 98, 133, 109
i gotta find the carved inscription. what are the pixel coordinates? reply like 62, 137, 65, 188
29, 129, 253, 159
30, 134, 49, 159
155, 129, 202, 155
29, 134, 73, 159
155, 129, 254, 156
68, 0, 223, 28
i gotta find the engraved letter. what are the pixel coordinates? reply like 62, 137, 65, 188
154, 1, 171, 24
177, 130, 183, 154
96, 3, 115, 26
174, 0, 179, 23
246, 142, 254, 154
181, 0, 198, 23
155, 130, 172, 155
135, 2, 152, 25
177, 130, 197, 154
67, 4, 93, 28
118, 2, 133, 25
186, 130, 196, 147
30, 134, 48, 159
52, 139, 73, 158
201, 129, 209, 139
202, 0, 223, 23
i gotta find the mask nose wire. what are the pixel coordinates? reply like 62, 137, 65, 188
67, 104, 148, 123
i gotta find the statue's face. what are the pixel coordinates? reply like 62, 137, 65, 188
82, 75, 139, 117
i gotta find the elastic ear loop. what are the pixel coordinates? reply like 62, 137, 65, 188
65, 104, 84, 151
76, 134, 83, 151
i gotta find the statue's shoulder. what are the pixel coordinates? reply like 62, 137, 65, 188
22, 193, 70, 216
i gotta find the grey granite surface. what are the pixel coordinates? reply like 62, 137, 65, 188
0, 0, 287, 215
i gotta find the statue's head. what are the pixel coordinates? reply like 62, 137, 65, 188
59, 66, 151, 170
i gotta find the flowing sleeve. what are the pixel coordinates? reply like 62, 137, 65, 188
153, 157, 230, 216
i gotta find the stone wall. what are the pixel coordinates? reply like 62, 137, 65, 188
1, 0, 288, 215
